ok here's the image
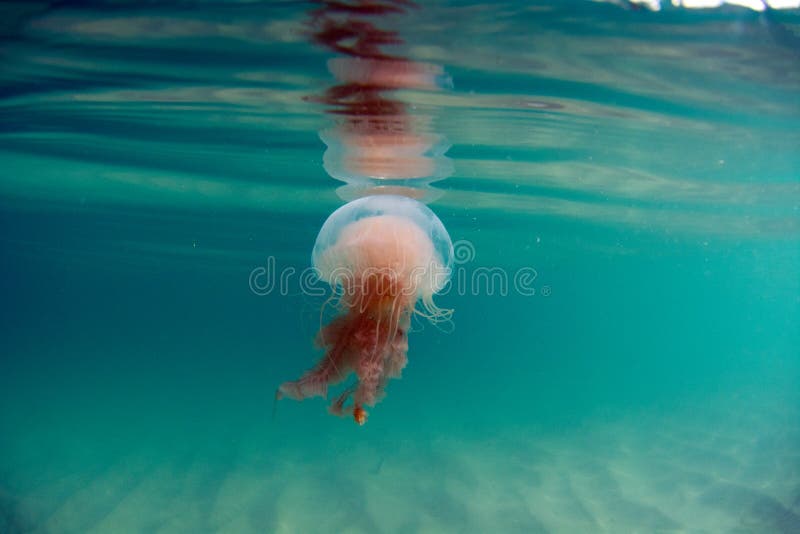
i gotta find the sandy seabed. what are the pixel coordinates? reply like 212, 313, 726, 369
2, 390, 798, 534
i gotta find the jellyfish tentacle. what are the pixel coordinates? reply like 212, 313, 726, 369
278, 317, 361, 400
328, 382, 358, 417
316, 291, 341, 345
354, 333, 387, 408
276, 354, 342, 400
314, 314, 349, 348
384, 328, 408, 379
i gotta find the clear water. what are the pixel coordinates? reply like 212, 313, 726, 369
1, 1, 799, 532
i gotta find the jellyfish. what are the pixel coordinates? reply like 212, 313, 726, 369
277, 195, 452, 425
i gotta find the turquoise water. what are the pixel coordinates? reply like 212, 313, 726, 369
1, 1, 799, 532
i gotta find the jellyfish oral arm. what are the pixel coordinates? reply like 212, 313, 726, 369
276, 319, 356, 401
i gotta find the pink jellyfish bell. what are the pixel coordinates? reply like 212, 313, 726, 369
277, 195, 453, 425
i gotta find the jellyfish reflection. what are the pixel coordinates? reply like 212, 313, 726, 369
309, 0, 452, 200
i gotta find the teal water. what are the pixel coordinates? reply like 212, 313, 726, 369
1, 1, 799, 532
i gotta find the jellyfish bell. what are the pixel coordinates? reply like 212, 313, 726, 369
277, 195, 452, 425
313, 195, 453, 311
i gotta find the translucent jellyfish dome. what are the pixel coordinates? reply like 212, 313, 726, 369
312, 195, 453, 305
